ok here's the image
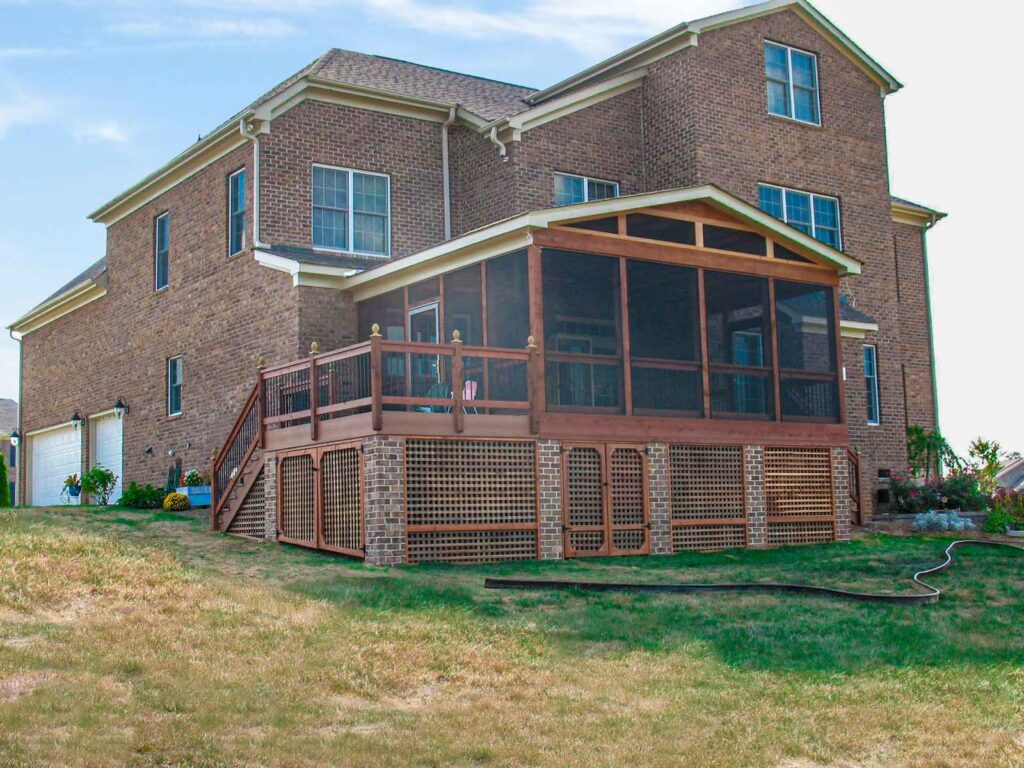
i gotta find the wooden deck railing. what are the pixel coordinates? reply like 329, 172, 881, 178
848, 448, 862, 525
211, 382, 260, 527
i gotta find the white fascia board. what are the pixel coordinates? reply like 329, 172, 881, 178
8, 278, 108, 337
840, 320, 879, 339
254, 250, 362, 288
496, 69, 647, 140
26, 420, 78, 438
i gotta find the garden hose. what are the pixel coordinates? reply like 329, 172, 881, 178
484, 540, 1024, 605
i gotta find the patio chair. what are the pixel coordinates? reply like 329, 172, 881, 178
464, 379, 480, 414
414, 380, 452, 413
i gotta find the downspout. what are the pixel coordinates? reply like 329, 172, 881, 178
239, 117, 270, 250
8, 327, 22, 505
921, 215, 941, 438
442, 106, 456, 241
489, 125, 508, 161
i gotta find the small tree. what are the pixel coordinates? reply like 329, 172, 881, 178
81, 464, 119, 505
906, 427, 960, 480
0, 453, 10, 507
966, 438, 1012, 498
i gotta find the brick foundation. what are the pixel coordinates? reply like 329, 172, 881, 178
363, 436, 407, 566
743, 445, 767, 547
647, 443, 672, 555
537, 439, 564, 560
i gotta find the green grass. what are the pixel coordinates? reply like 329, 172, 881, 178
2, 505, 1023, 767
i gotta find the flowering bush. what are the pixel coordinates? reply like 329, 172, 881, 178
890, 468, 988, 514
912, 511, 975, 533
163, 492, 192, 512
993, 488, 1024, 524
183, 469, 207, 487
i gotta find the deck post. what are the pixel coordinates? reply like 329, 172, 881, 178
370, 325, 383, 431
527, 336, 540, 434
451, 330, 464, 433
308, 341, 319, 442
256, 355, 266, 450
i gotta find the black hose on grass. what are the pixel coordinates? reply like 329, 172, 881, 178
484, 540, 1024, 605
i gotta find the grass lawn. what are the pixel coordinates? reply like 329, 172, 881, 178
2, 506, 1023, 768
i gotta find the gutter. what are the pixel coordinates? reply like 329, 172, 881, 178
442, 106, 456, 240
488, 125, 508, 161
239, 115, 270, 250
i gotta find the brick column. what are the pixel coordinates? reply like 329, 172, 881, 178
263, 453, 278, 541
744, 445, 767, 547
832, 446, 852, 542
363, 435, 406, 566
647, 443, 672, 555
537, 439, 564, 560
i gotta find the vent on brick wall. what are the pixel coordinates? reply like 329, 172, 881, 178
227, 469, 266, 539
405, 439, 538, 564
668, 444, 747, 551
763, 447, 836, 545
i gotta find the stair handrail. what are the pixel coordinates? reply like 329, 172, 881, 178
211, 381, 260, 529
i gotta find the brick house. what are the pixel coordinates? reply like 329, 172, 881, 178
8, 0, 944, 564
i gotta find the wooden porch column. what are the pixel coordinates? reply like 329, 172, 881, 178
370, 325, 383, 431
451, 330, 464, 433
527, 244, 547, 421
308, 341, 319, 442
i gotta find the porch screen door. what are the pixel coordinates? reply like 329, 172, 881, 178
408, 302, 441, 399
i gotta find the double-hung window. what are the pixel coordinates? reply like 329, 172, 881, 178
167, 356, 183, 417
154, 213, 169, 291
864, 345, 880, 425
312, 165, 390, 256
765, 41, 820, 125
228, 169, 246, 256
758, 184, 841, 249
553, 172, 619, 206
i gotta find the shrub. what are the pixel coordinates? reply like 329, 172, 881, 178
81, 465, 119, 505
0, 453, 10, 508
912, 511, 975, 533
183, 469, 207, 487
983, 506, 1015, 535
993, 488, 1024, 523
118, 482, 165, 510
163, 492, 191, 511
890, 468, 988, 514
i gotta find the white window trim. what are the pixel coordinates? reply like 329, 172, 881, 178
167, 355, 183, 417
864, 344, 880, 426
228, 168, 246, 257
759, 183, 842, 251
553, 172, 620, 205
311, 163, 391, 258
154, 212, 170, 292
765, 40, 821, 127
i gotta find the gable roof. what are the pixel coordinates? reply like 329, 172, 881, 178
256, 184, 862, 299
8, 257, 108, 337
527, 0, 902, 105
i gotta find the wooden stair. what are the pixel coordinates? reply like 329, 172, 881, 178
217, 445, 265, 532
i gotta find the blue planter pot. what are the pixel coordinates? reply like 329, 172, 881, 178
177, 485, 212, 508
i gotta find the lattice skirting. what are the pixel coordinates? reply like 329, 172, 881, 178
764, 447, 837, 545
669, 444, 747, 551
405, 438, 538, 564
227, 469, 266, 539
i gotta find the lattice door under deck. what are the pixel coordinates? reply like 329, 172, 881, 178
562, 444, 649, 558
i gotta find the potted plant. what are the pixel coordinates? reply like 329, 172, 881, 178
176, 469, 212, 508
64, 473, 82, 501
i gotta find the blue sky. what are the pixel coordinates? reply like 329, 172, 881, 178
0, 0, 1021, 455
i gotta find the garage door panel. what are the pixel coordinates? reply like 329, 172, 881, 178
30, 426, 82, 507
92, 415, 124, 503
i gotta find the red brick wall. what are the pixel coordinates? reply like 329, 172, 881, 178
260, 100, 446, 257
641, 9, 913, 519
19, 145, 299, 496
894, 221, 937, 433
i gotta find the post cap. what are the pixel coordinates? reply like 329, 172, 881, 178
371, 323, 381, 337
452, 329, 462, 342
310, 341, 319, 354
527, 335, 537, 348
256, 355, 266, 369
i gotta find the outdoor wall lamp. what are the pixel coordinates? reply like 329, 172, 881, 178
9, 429, 19, 447
114, 397, 130, 418
70, 411, 84, 431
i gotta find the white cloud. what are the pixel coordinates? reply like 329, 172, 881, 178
0, 83, 53, 138
74, 120, 131, 144
107, 16, 298, 39
0, 47, 75, 60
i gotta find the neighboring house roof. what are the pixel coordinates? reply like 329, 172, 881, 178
257, 184, 863, 299
997, 457, 1024, 492
0, 398, 17, 437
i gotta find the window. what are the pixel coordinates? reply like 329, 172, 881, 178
553, 173, 619, 206
167, 356, 183, 416
864, 345, 880, 425
154, 213, 169, 291
765, 41, 820, 125
228, 169, 246, 256
775, 281, 839, 422
312, 165, 390, 256
759, 184, 841, 249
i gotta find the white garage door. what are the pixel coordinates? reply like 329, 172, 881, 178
30, 425, 82, 506
91, 414, 124, 504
